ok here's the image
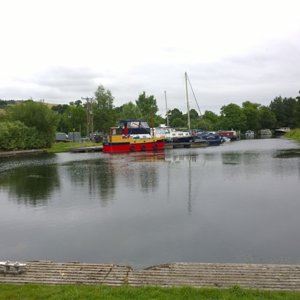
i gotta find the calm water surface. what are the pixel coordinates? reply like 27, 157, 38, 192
0, 138, 300, 267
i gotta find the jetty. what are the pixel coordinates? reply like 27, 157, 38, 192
165, 142, 208, 149
69, 146, 103, 153
1, 261, 300, 290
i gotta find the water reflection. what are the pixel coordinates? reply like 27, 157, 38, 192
64, 158, 115, 205
222, 153, 242, 165
139, 165, 158, 191
0, 164, 59, 206
274, 148, 300, 158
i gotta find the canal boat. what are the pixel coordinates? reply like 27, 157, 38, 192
259, 129, 272, 138
245, 130, 255, 139
153, 125, 193, 143
103, 120, 165, 153
275, 127, 290, 136
217, 130, 238, 141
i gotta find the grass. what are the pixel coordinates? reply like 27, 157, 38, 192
0, 284, 300, 300
47, 141, 101, 153
285, 128, 300, 142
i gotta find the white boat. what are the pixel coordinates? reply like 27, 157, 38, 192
275, 127, 290, 136
154, 125, 193, 143
259, 129, 272, 138
245, 130, 255, 139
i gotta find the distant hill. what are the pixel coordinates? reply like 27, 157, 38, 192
0, 99, 61, 110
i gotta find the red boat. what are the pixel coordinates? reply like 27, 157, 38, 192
103, 120, 165, 153
217, 130, 238, 141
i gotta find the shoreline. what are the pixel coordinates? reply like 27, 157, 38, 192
1, 261, 300, 290
0, 149, 47, 158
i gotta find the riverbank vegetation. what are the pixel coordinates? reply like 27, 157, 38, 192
0, 100, 58, 151
47, 141, 100, 153
285, 128, 300, 142
1, 87, 300, 151
0, 284, 300, 300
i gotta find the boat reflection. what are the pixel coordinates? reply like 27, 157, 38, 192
64, 158, 115, 206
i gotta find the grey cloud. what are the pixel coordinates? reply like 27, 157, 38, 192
32, 66, 104, 92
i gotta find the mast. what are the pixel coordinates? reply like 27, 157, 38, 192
185, 72, 191, 130
164, 90, 169, 126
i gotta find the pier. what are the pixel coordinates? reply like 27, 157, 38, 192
69, 146, 103, 153
1, 261, 300, 290
165, 141, 208, 149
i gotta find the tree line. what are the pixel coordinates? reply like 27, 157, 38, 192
1, 85, 300, 150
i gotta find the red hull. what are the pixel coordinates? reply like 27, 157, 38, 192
218, 131, 237, 141
103, 141, 165, 153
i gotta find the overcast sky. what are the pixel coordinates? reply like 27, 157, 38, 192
1, 0, 300, 115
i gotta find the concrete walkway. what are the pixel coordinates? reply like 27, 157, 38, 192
1, 261, 300, 290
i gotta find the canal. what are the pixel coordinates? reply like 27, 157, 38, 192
0, 138, 300, 267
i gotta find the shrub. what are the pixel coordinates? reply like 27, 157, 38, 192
0, 121, 45, 150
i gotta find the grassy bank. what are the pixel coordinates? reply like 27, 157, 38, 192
47, 141, 100, 153
285, 128, 300, 142
0, 284, 300, 300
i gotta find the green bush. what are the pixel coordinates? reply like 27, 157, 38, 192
7, 100, 58, 148
0, 121, 46, 150
285, 128, 300, 142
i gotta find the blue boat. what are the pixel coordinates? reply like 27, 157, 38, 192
194, 131, 224, 146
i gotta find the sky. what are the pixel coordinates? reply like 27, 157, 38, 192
1, 0, 300, 115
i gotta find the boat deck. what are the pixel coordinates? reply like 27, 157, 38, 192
1, 261, 300, 290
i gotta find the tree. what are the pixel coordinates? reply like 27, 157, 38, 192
219, 103, 246, 131
93, 85, 116, 133
258, 106, 277, 129
171, 117, 186, 128
295, 94, 300, 127
117, 102, 142, 120
186, 109, 200, 129
242, 101, 260, 131
168, 108, 184, 128
7, 100, 58, 147
51, 104, 69, 114
189, 109, 199, 120
64, 102, 86, 134
52, 104, 70, 133
199, 110, 220, 131
135, 92, 158, 126
269, 96, 297, 128
95, 85, 114, 110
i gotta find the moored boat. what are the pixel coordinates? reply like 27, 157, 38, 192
259, 129, 272, 138
275, 127, 290, 136
195, 131, 224, 146
103, 120, 165, 153
217, 130, 238, 141
153, 125, 193, 143
191, 137, 209, 148
245, 130, 255, 139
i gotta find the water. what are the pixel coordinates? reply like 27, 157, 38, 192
0, 138, 300, 267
